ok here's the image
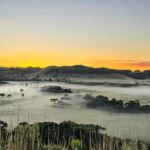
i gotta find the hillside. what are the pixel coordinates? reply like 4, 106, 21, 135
0, 65, 150, 80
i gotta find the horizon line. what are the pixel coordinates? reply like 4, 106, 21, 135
0, 64, 150, 72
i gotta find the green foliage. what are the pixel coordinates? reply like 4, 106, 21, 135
0, 120, 149, 150
70, 139, 82, 150
10, 123, 40, 150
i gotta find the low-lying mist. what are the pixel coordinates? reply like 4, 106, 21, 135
0, 78, 150, 142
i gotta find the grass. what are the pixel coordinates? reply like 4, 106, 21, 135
0, 121, 149, 150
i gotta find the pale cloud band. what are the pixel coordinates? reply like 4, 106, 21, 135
92, 60, 150, 70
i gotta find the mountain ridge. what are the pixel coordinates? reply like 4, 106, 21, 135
0, 65, 150, 80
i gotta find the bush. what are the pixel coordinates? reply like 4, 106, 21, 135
70, 139, 81, 150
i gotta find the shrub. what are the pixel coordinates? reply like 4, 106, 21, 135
70, 139, 81, 150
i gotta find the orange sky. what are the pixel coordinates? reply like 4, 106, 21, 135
0, 0, 150, 70
0, 49, 150, 70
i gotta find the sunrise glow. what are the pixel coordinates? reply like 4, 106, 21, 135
0, 0, 150, 70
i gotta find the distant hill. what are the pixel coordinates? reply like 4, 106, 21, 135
0, 67, 41, 80
38, 65, 150, 79
0, 65, 150, 80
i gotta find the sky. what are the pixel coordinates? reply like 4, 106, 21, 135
0, 0, 150, 70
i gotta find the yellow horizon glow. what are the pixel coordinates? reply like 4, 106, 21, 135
1, 1, 150, 71
0, 49, 150, 71
1, 33, 150, 71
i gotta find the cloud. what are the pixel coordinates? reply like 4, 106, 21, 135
125, 61, 150, 68
91, 59, 150, 70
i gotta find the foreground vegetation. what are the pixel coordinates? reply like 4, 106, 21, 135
0, 121, 149, 150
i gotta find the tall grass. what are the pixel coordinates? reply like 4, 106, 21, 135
0, 121, 149, 150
